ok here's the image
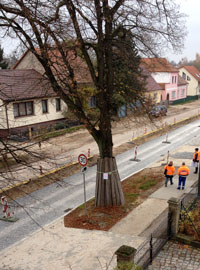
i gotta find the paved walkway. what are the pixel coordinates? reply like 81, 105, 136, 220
148, 241, 200, 270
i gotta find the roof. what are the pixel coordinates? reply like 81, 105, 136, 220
141, 58, 178, 72
141, 67, 163, 92
12, 48, 92, 85
158, 83, 165, 90
178, 75, 187, 86
0, 69, 56, 102
181, 66, 200, 83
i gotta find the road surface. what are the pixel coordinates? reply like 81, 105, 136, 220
0, 118, 200, 252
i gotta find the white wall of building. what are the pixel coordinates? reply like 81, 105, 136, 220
151, 72, 171, 83
2, 97, 67, 129
179, 67, 200, 96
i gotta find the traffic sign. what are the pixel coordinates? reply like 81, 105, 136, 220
78, 154, 88, 166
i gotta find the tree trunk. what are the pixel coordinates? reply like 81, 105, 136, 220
95, 157, 125, 207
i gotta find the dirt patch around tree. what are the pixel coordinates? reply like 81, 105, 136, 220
64, 166, 164, 231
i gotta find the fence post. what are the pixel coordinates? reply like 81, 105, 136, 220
167, 197, 181, 236
40, 165, 43, 175
115, 245, 137, 266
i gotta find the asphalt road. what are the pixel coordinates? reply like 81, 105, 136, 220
0, 118, 200, 252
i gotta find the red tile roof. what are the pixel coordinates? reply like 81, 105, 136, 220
158, 83, 165, 90
181, 66, 200, 83
141, 58, 178, 72
141, 67, 162, 92
12, 48, 92, 85
0, 69, 56, 102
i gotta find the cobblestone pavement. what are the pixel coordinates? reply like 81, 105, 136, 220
148, 241, 200, 270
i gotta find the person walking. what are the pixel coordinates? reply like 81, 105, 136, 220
177, 162, 190, 190
192, 148, 199, 174
164, 161, 175, 187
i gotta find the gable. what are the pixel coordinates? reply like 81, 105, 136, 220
180, 66, 200, 83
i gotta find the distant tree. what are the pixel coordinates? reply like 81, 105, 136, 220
178, 57, 189, 66
193, 53, 200, 71
170, 60, 177, 67
6, 50, 19, 68
0, 0, 186, 207
0, 45, 8, 69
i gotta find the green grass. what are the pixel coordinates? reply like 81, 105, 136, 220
124, 193, 139, 203
139, 180, 156, 190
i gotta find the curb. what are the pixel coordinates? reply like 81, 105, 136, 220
129, 114, 200, 143
0, 157, 94, 195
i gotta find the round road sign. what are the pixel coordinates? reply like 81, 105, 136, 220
78, 154, 88, 166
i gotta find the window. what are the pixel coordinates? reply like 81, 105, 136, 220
56, 98, 61, 111
13, 101, 34, 117
172, 76, 177, 84
153, 93, 158, 100
187, 76, 191, 81
181, 89, 185, 97
182, 72, 186, 80
89, 96, 96, 108
171, 91, 176, 99
42, 100, 48, 113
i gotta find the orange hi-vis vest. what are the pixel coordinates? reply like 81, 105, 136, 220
178, 165, 190, 176
193, 151, 200, 161
164, 165, 175, 175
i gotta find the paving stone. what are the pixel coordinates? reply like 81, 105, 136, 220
147, 240, 200, 270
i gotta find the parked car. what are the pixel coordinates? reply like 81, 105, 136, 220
150, 105, 167, 117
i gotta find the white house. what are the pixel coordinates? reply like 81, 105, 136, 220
178, 65, 200, 100
0, 69, 67, 138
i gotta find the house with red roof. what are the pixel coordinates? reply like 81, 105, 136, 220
13, 49, 164, 119
141, 58, 187, 104
0, 69, 67, 138
178, 66, 200, 100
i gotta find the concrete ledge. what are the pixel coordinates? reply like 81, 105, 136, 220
110, 198, 168, 236
175, 233, 200, 249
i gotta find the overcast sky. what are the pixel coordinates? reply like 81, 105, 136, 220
1, 0, 199, 64
167, 0, 200, 63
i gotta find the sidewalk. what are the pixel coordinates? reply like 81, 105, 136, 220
0, 143, 198, 269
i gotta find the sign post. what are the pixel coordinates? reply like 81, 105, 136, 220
78, 154, 88, 215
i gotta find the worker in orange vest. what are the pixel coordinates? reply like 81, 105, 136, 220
193, 148, 199, 174
177, 162, 190, 190
164, 161, 175, 187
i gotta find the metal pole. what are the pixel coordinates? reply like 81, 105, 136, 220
83, 172, 87, 215
150, 234, 153, 264
198, 162, 200, 198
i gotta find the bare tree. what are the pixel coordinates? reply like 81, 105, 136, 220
0, 0, 186, 207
